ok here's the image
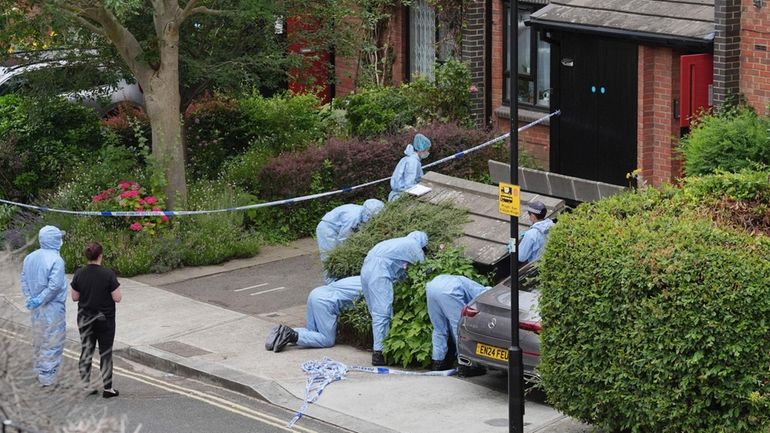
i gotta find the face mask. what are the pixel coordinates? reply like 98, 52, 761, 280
420, 151, 430, 160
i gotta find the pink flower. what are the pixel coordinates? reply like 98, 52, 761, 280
152, 207, 161, 212
106, 188, 115, 194
120, 190, 139, 199
92, 195, 103, 203
138, 199, 146, 206
161, 215, 170, 222
118, 182, 131, 190
144, 196, 157, 205
469, 85, 479, 94
129, 222, 143, 231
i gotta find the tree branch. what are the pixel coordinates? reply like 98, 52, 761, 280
187, 6, 229, 18
180, 0, 200, 20
68, 13, 106, 37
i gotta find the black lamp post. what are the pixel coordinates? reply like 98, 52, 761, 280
508, 2, 524, 433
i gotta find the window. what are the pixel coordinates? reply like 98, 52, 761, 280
410, 0, 437, 80
503, 2, 551, 109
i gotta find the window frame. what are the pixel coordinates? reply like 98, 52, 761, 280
502, 1, 548, 110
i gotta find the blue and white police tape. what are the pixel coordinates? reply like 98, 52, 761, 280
0, 110, 560, 218
350, 365, 457, 377
288, 357, 457, 427
289, 358, 349, 427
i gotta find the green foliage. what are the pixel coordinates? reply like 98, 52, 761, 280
238, 92, 325, 154
0, 95, 106, 200
538, 172, 770, 433
184, 95, 249, 179
680, 108, 770, 176
384, 248, 487, 367
340, 61, 474, 137
45, 180, 261, 276
323, 197, 469, 279
247, 159, 343, 243
0, 204, 14, 233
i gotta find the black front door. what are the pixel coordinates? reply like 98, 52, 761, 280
550, 34, 638, 185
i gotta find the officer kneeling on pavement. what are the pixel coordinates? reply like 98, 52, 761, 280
265, 276, 363, 352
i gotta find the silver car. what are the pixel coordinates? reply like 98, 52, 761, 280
0, 59, 144, 116
457, 264, 542, 380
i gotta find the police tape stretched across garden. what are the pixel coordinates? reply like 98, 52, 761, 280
0, 110, 560, 217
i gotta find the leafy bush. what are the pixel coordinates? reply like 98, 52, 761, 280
538, 172, 770, 433
238, 92, 325, 154
184, 94, 249, 179
339, 61, 474, 137
0, 95, 107, 200
101, 104, 151, 153
341, 86, 416, 137
680, 107, 770, 176
42, 180, 262, 276
323, 197, 468, 279
383, 248, 487, 367
258, 122, 500, 201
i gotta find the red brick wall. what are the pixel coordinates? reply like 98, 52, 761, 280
739, 0, 770, 112
637, 45, 682, 186
333, 6, 408, 98
489, 0, 550, 169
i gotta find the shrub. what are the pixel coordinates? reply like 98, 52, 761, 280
538, 172, 770, 433
339, 60, 475, 137
323, 197, 468, 279
101, 103, 151, 153
0, 95, 106, 200
258, 122, 500, 200
184, 94, 250, 179
680, 107, 770, 176
383, 247, 487, 367
43, 180, 262, 276
238, 92, 325, 154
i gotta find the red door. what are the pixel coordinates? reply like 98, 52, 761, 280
679, 54, 713, 128
287, 17, 331, 104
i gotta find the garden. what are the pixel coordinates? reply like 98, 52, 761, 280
0, 60, 521, 275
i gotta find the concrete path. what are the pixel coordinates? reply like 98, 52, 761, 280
0, 240, 591, 433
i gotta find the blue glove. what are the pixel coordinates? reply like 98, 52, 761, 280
25, 298, 41, 310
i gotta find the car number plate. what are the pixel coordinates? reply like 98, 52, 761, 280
475, 343, 509, 361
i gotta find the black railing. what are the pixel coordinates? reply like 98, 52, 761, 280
1, 420, 42, 433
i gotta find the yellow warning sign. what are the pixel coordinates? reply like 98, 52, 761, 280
498, 183, 520, 216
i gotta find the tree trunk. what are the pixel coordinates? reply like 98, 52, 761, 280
144, 5, 187, 208
144, 82, 187, 208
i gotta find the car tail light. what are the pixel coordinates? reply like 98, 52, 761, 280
461, 305, 479, 318
519, 320, 542, 334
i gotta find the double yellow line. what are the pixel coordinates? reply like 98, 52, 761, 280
0, 327, 320, 433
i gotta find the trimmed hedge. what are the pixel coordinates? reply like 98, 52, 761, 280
680, 107, 770, 176
538, 170, 770, 433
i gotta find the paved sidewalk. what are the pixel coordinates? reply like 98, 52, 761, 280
0, 241, 591, 433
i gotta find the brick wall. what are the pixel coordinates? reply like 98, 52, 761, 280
739, 0, 770, 112
462, 0, 487, 126
489, 0, 551, 169
333, 6, 408, 98
714, 0, 742, 104
637, 46, 682, 186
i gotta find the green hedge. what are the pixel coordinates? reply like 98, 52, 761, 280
680, 107, 770, 176
538, 171, 770, 433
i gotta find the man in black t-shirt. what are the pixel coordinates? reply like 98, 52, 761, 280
71, 241, 122, 398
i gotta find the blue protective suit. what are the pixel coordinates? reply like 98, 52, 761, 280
426, 275, 488, 361
294, 276, 363, 348
389, 135, 431, 202
20, 226, 67, 386
518, 219, 555, 264
316, 199, 385, 263
361, 231, 428, 351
